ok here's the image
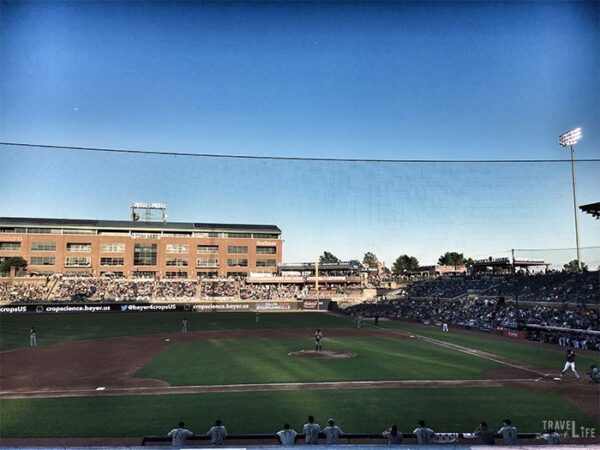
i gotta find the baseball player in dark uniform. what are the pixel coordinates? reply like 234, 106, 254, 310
561, 349, 580, 379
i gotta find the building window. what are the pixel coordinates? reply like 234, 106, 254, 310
100, 257, 125, 266
98, 230, 129, 236
64, 271, 92, 276
166, 244, 189, 254
133, 243, 157, 266
27, 228, 61, 234
101, 243, 126, 253
254, 233, 279, 239
132, 271, 156, 278
196, 258, 219, 268
132, 232, 160, 239
30, 256, 55, 266
197, 271, 218, 278
63, 229, 94, 235
66, 243, 92, 252
65, 257, 91, 267
227, 271, 247, 277
197, 245, 219, 254
194, 232, 220, 238
101, 271, 124, 277
31, 242, 57, 251
227, 233, 251, 239
166, 258, 188, 267
165, 271, 188, 279
256, 246, 276, 254
0, 242, 21, 251
256, 259, 277, 267
227, 246, 248, 254
162, 232, 192, 237
0, 227, 26, 233
227, 258, 248, 267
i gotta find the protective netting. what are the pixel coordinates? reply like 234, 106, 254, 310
0, 144, 598, 270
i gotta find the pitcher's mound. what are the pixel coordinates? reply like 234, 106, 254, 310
288, 350, 357, 360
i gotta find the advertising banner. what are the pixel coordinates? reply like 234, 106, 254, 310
0, 301, 308, 314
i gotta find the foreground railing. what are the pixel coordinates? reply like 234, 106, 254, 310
141, 432, 540, 446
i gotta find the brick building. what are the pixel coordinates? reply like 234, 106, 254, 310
0, 217, 282, 278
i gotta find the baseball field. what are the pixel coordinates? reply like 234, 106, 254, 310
0, 311, 598, 444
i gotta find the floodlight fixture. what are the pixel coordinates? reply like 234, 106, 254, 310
559, 127, 582, 147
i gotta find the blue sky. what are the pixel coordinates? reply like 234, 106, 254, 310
0, 1, 598, 266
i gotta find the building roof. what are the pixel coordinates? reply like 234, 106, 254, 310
279, 262, 361, 271
580, 202, 600, 219
0, 217, 281, 233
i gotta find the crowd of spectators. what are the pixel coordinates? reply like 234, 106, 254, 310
239, 283, 303, 300
0, 281, 52, 302
55, 277, 112, 301
345, 297, 600, 350
517, 272, 598, 304
111, 280, 154, 302
155, 280, 198, 300
408, 271, 599, 304
200, 279, 238, 298
1, 277, 363, 303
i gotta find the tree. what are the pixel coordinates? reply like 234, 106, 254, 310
563, 259, 588, 272
319, 251, 340, 264
362, 252, 379, 268
0, 256, 27, 274
392, 255, 419, 275
438, 252, 467, 267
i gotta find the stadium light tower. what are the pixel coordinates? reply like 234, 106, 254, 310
559, 127, 582, 271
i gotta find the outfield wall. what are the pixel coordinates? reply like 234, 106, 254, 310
1, 447, 585, 450
0, 299, 332, 314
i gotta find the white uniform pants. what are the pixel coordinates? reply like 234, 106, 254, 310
562, 361, 579, 378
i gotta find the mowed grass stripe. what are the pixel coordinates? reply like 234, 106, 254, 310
0, 312, 352, 351
377, 320, 600, 370
135, 337, 501, 385
0, 387, 596, 437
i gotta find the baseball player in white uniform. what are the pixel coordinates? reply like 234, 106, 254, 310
303, 416, 321, 444
277, 423, 298, 446
167, 421, 194, 446
207, 419, 227, 446
323, 419, 343, 444
181, 319, 188, 333
29, 326, 37, 347
314, 329, 323, 351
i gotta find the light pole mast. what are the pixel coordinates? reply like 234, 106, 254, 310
569, 143, 581, 268
559, 127, 583, 271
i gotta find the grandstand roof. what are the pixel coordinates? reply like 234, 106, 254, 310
0, 217, 281, 233
472, 257, 549, 271
580, 202, 600, 219
280, 262, 362, 271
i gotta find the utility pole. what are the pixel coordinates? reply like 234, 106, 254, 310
511, 249, 520, 330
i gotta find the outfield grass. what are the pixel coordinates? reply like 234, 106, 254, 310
136, 336, 501, 385
0, 312, 352, 351
377, 320, 600, 370
0, 387, 596, 438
